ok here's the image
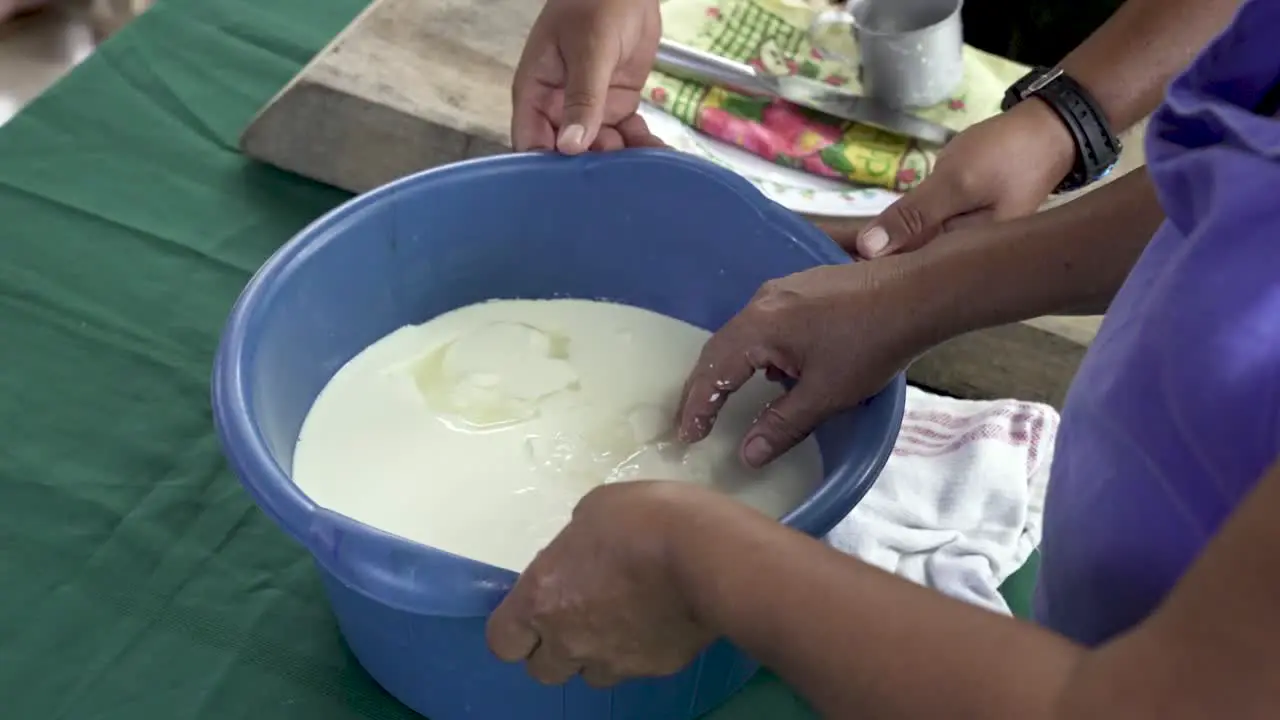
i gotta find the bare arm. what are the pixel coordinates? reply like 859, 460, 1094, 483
674, 170, 1163, 463
1059, 0, 1242, 132
1018, 0, 1241, 180
668, 457, 1280, 719
814, 0, 1237, 257
896, 166, 1163, 348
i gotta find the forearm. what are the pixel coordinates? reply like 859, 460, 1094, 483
1059, 0, 1241, 131
668, 501, 1084, 719
665, 461, 1280, 718
901, 167, 1162, 347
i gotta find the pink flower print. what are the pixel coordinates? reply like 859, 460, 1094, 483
764, 102, 842, 147
897, 167, 920, 185
785, 59, 799, 75
650, 87, 668, 104
791, 128, 840, 155
823, 74, 849, 86
810, 48, 824, 60
761, 102, 810, 136
802, 154, 843, 179
736, 122, 785, 158
706, 6, 721, 18
700, 107, 734, 135
702, 108, 757, 148
947, 98, 966, 111
702, 107, 788, 159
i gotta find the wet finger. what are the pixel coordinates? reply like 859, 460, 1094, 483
677, 327, 771, 444
741, 379, 834, 468
764, 366, 789, 383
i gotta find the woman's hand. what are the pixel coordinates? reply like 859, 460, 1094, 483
676, 260, 929, 468
854, 100, 1075, 258
486, 481, 720, 687
512, 0, 665, 154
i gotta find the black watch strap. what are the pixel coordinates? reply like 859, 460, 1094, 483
1001, 67, 1122, 194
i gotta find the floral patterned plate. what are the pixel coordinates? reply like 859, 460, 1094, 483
637, 102, 901, 218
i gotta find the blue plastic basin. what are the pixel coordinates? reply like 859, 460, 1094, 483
211, 150, 905, 720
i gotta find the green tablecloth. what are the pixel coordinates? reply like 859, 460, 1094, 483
0, 0, 1038, 716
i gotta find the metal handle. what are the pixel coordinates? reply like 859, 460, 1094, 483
653, 39, 774, 97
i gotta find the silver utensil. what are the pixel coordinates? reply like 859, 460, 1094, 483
653, 38, 956, 146
810, 0, 965, 110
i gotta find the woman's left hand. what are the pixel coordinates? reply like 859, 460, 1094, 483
485, 481, 718, 687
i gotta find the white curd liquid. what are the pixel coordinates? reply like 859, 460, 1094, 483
292, 299, 823, 572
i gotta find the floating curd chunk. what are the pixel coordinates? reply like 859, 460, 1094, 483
292, 299, 823, 572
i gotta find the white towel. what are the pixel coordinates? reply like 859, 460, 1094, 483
825, 386, 1058, 614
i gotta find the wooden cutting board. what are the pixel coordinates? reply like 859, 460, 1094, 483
241, 0, 532, 193
240, 0, 1147, 407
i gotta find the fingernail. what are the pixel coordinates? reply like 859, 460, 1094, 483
743, 436, 773, 468
858, 226, 889, 257
557, 124, 586, 153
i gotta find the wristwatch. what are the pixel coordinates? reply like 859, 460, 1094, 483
1001, 66, 1122, 194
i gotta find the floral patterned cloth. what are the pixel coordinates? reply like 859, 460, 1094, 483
646, 0, 1029, 191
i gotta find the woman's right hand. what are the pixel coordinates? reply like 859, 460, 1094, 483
676, 258, 932, 469
512, 0, 665, 154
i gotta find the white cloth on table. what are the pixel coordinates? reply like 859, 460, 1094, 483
825, 386, 1057, 614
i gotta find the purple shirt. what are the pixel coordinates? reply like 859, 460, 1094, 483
1034, 0, 1280, 645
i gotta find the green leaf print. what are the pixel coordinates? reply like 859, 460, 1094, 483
798, 60, 822, 79
719, 93, 770, 122
820, 144, 856, 176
